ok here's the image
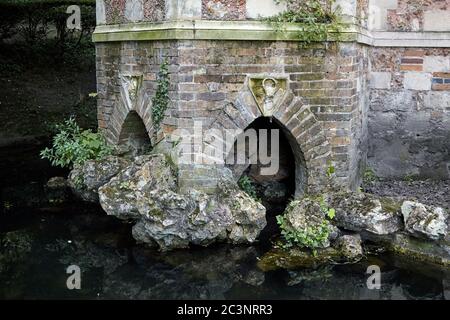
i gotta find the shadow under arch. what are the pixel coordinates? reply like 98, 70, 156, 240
226, 116, 308, 239
118, 111, 152, 156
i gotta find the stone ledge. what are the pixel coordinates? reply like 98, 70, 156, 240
92, 20, 450, 48
92, 20, 358, 43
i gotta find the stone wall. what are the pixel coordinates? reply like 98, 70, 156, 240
369, 48, 450, 179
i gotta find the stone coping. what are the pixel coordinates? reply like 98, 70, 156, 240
92, 20, 450, 48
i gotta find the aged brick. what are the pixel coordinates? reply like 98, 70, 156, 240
400, 65, 423, 71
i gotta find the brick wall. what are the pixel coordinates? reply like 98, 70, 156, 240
96, 39, 368, 193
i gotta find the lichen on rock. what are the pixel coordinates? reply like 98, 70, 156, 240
91, 153, 267, 251
329, 191, 403, 235
68, 155, 131, 202
401, 201, 448, 241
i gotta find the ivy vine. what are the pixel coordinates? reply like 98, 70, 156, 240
151, 58, 170, 131
266, 0, 344, 47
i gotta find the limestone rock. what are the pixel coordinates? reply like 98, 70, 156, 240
223, 188, 267, 244
68, 156, 131, 202
330, 192, 403, 235
334, 234, 363, 261
401, 201, 448, 241
388, 233, 450, 266
281, 198, 334, 248
98, 156, 266, 251
99, 154, 176, 220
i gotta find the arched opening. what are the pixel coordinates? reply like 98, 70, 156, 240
227, 117, 307, 240
118, 111, 152, 156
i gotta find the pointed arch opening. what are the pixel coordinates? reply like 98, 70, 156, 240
226, 116, 308, 240
118, 111, 152, 156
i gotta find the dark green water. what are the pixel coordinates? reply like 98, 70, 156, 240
0, 143, 449, 300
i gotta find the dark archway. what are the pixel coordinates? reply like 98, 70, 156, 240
227, 117, 307, 240
118, 111, 152, 156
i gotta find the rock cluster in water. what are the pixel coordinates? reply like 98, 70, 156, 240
260, 190, 449, 269
69, 154, 266, 251
67, 154, 449, 266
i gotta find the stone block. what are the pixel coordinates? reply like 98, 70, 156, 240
423, 56, 450, 73
368, 0, 398, 30
424, 10, 450, 31
96, 0, 106, 25
246, 0, 287, 19
403, 72, 432, 91
333, 0, 357, 17
166, 0, 202, 20
125, 0, 144, 22
370, 72, 391, 89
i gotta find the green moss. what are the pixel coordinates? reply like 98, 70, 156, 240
379, 197, 402, 214
257, 246, 341, 271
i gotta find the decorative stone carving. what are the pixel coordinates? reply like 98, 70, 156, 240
120, 74, 143, 109
248, 76, 287, 117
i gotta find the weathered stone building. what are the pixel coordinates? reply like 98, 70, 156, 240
93, 0, 450, 197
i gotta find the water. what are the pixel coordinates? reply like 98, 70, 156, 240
0, 143, 449, 300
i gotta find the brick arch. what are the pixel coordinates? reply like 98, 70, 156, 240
106, 76, 154, 145
212, 86, 332, 194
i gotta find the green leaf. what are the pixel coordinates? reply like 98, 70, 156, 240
327, 208, 335, 219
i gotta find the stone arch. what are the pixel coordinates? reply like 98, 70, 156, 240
211, 84, 332, 194
118, 110, 152, 154
106, 74, 154, 146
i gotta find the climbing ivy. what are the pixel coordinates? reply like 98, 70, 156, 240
266, 0, 344, 47
151, 59, 170, 131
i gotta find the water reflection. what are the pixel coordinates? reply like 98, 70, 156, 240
0, 209, 448, 300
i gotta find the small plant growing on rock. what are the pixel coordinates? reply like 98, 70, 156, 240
266, 0, 344, 47
238, 175, 259, 201
40, 117, 112, 168
276, 196, 335, 254
363, 168, 378, 184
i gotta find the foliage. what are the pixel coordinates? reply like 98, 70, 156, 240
266, 0, 344, 47
276, 195, 335, 253
40, 117, 112, 168
363, 167, 378, 184
326, 162, 335, 178
151, 59, 170, 131
0, 0, 95, 62
238, 175, 259, 201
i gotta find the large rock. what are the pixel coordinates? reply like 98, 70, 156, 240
334, 234, 363, 261
401, 201, 448, 241
280, 198, 335, 249
99, 154, 176, 220
330, 192, 403, 235
98, 155, 266, 251
68, 156, 130, 202
257, 233, 363, 271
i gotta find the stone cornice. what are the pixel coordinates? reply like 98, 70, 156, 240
92, 20, 450, 48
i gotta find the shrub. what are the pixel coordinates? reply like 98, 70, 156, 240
40, 117, 112, 168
